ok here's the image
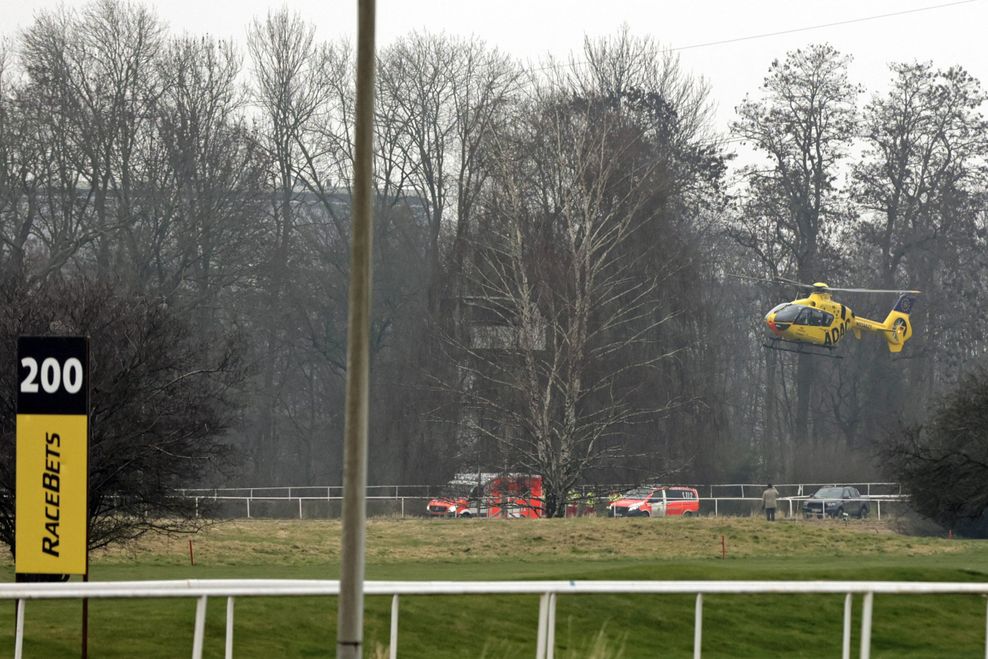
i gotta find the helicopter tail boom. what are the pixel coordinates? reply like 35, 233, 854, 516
855, 294, 917, 352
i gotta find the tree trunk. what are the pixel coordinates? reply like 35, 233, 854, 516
794, 352, 814, 455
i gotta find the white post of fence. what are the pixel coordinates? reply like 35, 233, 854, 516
390, 594, 399, 659
14, 599, 24, 659
288, 487, 292, 499
714, 499, 718, 517
225, 597, 235, 659
877, 501, 881, 520
193, 595, 208, 659
693, 593, 703, 659
842, 593, 852, 659
788, 499, 793, 518
401, 497, 405, 519
547, 592, 557, 659
979, 595, 988, 659
860, 591, 874, 659
536, 593, 549, 659
195, 497, 200, 519
299, 498, 303, 520
247, 499, 251, 519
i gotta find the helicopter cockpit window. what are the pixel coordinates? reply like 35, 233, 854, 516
792, 307, 813, 325
789, 307, 833, 326
799, 308, 832, 326
773, 304, 802, 323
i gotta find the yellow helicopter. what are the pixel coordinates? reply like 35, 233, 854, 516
745, 278, 921, 357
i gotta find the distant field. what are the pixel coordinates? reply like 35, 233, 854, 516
2, 517, 986, 658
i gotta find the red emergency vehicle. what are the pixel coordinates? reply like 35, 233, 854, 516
427, 473, 544, 518
607, 485, 700, 518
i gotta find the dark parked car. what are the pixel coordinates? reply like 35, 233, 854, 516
802, 486, 869, 519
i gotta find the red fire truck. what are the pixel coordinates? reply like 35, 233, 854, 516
427, 473, 544, 518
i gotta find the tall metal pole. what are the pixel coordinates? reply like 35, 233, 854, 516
337, 1, 376, 657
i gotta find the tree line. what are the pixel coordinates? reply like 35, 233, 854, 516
0, 0, 986, 523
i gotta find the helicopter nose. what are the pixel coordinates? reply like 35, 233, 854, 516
765, 312, 782, 336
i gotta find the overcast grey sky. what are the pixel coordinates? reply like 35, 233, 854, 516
6, 0, 987, 136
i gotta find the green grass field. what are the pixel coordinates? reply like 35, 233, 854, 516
1, 516, 985, 657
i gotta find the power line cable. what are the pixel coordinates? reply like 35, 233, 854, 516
528, 1, 981, 148
528, 0, 979, 74
672, 0, 980, 51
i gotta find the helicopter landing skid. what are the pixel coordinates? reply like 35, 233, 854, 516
762, 339, 843, 360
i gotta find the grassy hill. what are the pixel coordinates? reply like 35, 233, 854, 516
2, 517, 985, 657
93, 515, 969, 565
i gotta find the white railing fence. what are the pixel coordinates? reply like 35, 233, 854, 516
3, 579, 987, 659
175, 482, 903, 500
183, 494, 909, 520
700, 482, 903, 498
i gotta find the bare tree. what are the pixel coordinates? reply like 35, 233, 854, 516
0, 41, 43, 280
156, 35, 268, 316
377, 34, 520, 317
569, 26, 715, 146
731, 44, 859, 454
14, 12, 99, 281
854, 63, 987, 288
245, 9, 325, 483
0, 278, 245, 552
455, 87, 692, 516
30, 0, 165, 281
851, 62, 988, 422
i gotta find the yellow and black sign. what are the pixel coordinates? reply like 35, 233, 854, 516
16, 336, 89, 575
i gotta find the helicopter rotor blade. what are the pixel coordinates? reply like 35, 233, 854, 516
774, 275, 813, 288
726, 273, 769, 284
727, 273, 812, 287
727, 274, 921, 295
821, 287, 923, 295
727, 273, 817, 289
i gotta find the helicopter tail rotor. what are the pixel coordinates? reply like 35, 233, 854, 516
842, 292, 918, 352
880, 293, 917, 353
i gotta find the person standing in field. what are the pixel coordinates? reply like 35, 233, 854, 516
762, 484, 780, 521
